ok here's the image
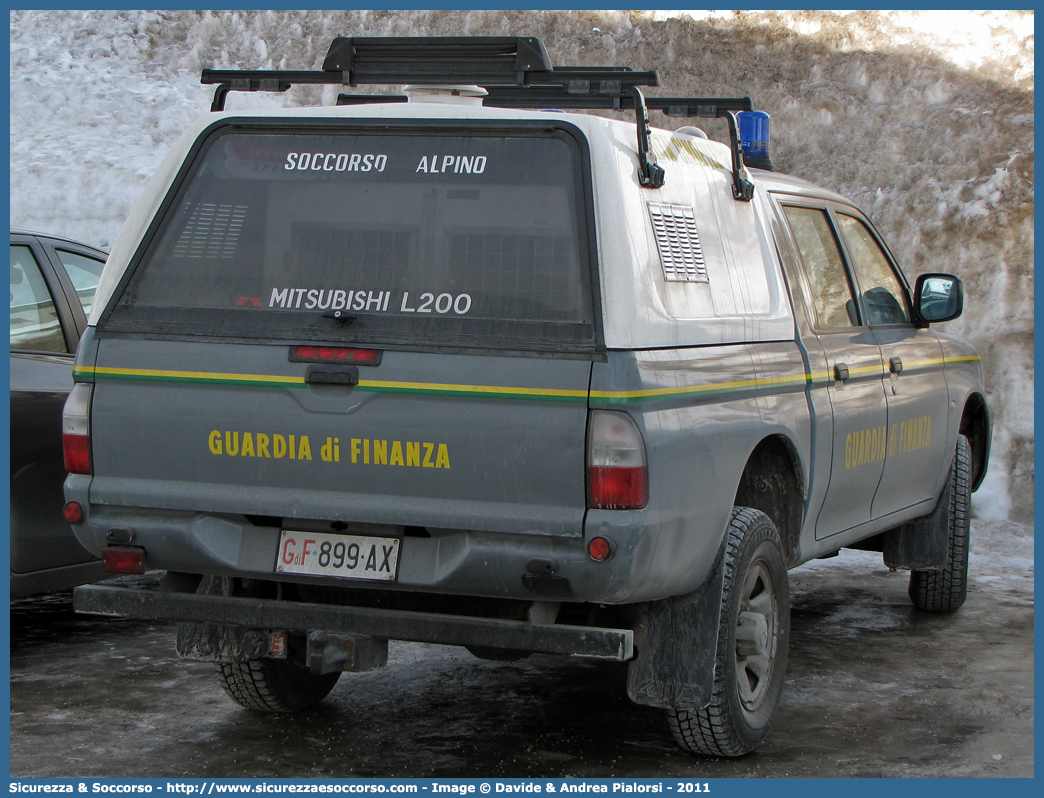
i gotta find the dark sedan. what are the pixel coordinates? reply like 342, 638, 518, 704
10, 230, 107, 596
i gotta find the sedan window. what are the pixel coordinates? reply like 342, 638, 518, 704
56, 248, 105, 316
10, 245, 67, 352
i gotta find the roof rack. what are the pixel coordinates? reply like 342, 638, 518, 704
200, 36, 758, 200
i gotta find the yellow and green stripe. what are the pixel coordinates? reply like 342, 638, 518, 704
73, 354, 977, 405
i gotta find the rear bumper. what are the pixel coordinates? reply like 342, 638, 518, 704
67, 505, 712, 606
73, 583, 634, 661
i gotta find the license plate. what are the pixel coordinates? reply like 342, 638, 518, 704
276, 530, 400, 582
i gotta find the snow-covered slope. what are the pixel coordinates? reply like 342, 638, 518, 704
9, 10, 1033, 522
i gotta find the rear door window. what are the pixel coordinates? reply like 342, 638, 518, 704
103, 125, 597, 352
55, 248, 105, 317
781, 206, 859, 329
10, 245, 68, 353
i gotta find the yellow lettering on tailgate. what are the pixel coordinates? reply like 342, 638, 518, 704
436, 443, 451, 469
406, 442, 421, 468
205, 429, 453, 471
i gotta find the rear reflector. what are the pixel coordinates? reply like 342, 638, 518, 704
587, 410, 649, 510
291, 345, 382, 365
588, 536, 614, 562
62, 501, 85, 525
102, 547, 146, 575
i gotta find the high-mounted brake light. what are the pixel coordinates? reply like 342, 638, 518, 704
62, 383, 93, 475
587, 410, 649, 510
291, 345, 382, 365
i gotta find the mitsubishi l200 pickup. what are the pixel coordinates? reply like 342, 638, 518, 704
67, 37, 991, 756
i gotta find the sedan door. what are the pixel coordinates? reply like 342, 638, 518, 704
10, 235, 105, 591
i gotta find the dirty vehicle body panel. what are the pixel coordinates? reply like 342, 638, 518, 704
68, 37, 990, 756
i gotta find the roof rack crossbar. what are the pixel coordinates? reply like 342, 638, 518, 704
201, 67, 659, 105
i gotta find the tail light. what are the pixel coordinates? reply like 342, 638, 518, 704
62, 383, 93, 475
587, 410, 649, 510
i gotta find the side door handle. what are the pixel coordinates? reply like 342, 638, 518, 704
833, 363, 850, 382
889, 356, 903, 375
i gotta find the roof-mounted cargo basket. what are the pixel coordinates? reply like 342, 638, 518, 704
200, 36, 763, 200
321, 36, 555, 82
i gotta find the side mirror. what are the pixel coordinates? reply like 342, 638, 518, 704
914, 273, 963, 325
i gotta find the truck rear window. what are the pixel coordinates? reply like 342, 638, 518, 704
102, 125, 597, 352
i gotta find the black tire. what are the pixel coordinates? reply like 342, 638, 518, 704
909, 434, 972, 612
668, 508, 790, 757
217, 655, 341, 713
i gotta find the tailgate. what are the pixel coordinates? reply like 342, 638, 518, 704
86, 341, 592, 536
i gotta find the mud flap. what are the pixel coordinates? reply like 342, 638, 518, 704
882, 461, 951, 571
625, 536, 727, 710
175, 575, 247, 661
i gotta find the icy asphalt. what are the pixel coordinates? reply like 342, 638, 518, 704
9, 519, 1033, 779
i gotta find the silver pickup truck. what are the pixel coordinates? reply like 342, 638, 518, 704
66, 37, 990, 757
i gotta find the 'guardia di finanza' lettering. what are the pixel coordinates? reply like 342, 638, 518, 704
844, 414, 932, 469
208, 431, 450, 469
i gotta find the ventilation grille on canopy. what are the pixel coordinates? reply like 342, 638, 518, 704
647, 202, 708, 282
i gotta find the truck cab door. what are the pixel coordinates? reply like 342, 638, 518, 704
831, 212, 951, 518
776, 203, 888, 541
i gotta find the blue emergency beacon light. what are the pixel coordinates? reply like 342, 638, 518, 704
738, 110, 774, 171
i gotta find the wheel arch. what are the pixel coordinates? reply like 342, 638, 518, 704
733, 435, 805, 567
959, 392, 990, 491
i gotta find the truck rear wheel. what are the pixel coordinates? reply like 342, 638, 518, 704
909, 434, 972, 612
217, 654, 340, 713
668, 508, 789, 757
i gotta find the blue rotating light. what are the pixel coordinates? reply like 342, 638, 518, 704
738, 110, 774, 171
